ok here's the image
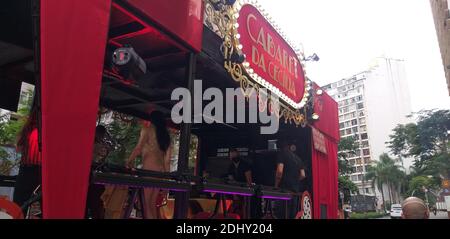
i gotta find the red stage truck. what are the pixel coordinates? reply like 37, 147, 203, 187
0, 0, 339, 219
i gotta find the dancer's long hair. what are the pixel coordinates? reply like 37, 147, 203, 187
149, 111, 170, 152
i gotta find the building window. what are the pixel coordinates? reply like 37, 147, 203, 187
351, 175, 358, 181
359, 111, 364, 117
340, 130, 345, 136
361, 133, 368, 140
356, 158, 362, 164
360, 125, 367, 132
356, 158, 362, 165
357, 103, 364, 109
361, 140, 369, 148
363, 149, 370, 156
351, 119, 358, 126
359, 118, 366, 125
357, 174, 363, 181
339, 123, 344, 128
346, 129, 352, 135
349, 159, 355, 166
364, 157, 371, 164
352, 127, 358, 133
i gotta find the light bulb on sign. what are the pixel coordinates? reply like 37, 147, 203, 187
312, 113, 320, 120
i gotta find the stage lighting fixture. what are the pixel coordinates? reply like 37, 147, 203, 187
305, 53, 320, 62
312, 113, 320, 121
112, 46, 147, 81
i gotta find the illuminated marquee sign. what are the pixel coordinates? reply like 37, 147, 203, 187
236, 4, 306, 107
204, 0, 312, 126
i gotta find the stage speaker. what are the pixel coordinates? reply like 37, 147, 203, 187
0, 78, 21, 112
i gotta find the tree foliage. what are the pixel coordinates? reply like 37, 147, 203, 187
387, 109, 450, 177
407, 176, 439, 205
0, 89, 34, 175
339, 175, 358, 203
338, 136, 359, 175
365, 153, 406, 207
337, 136, 359, 199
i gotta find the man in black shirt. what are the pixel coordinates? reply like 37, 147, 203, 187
227, 148, 253, 185
226, 148, 253, 217
274, 140, 306, 219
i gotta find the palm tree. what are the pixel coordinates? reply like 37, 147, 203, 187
365, 164, 386, 210
365, 153, 406, 208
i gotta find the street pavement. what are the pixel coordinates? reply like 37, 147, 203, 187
377, 211, 448, 219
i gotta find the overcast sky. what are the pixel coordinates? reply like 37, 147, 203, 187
257, 0, 450, 111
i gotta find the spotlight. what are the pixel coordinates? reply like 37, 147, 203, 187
312, 113, 320, 120
305, 53, 320, 62
316, 89, 323, 95
112, 46, 147, 81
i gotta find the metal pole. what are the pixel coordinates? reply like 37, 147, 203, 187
173, 53, 196, 219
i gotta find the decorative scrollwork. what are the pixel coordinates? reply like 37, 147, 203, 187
204, 0, 308, 127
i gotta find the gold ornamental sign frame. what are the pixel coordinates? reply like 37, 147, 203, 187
204, 0, 313, 127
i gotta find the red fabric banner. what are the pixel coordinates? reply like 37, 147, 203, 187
311, 134, 339, 219
312, 83, 339, 142
40, 0, 111, 218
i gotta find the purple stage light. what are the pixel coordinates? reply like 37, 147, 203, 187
260, 195, 291, 201
203, 189, 253, 197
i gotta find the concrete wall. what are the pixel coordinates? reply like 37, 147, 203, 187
429, 0, 450, 95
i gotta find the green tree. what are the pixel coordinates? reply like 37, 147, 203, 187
365, 153, 405, 208
338, 136, 359, 175
0, 88, 34, 175
337, 136, 359, 203
408, 176, 438, 205
102, 114, 141, 166
387, 109, 450, 179
338, 175, 358, 203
